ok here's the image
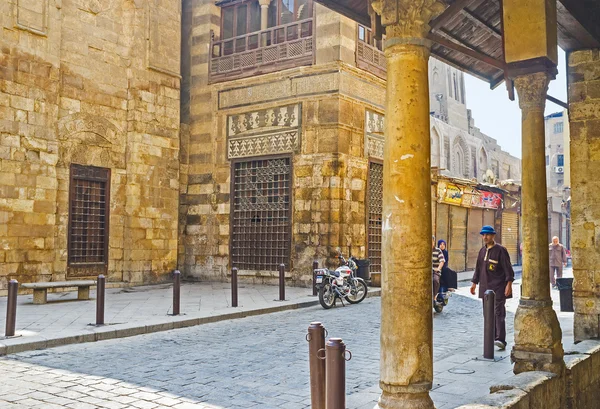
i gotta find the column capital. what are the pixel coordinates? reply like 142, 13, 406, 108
258, 0, 270, 7
371, 0, 445, 40
514, 72, 550, 111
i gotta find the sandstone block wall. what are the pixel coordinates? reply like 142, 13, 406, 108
567, 48, 600, 341
0, 0, 181, 292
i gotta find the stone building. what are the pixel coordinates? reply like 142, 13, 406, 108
0, 0, 181, 294
545, 110, 571, 247
179, 0, 521, 285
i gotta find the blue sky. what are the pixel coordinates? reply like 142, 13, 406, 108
463, 49, 568, 159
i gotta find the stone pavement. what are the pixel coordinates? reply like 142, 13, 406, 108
1, 268, 577, 409
1, 282, 381, 355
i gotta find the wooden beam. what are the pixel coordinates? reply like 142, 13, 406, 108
459, 8, 502, 39
313, 0, 371, 27
546, 94, 569, 109
558, 0, 600, 46
430, 0, 479, 30
429, 32, 505, 70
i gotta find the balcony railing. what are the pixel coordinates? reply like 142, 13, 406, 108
209, 19, 314, 83
357, 40, 386, 79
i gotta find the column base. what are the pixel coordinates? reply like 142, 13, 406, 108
375, 390, 435, 409
511, 301, 565, 375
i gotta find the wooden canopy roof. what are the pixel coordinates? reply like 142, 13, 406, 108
315, 0, 600, 88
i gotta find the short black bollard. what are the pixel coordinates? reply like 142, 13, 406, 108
231, 267, 238, 308
325, 338, 350, 409
5, 279, 18, 337
96, 275, 105, 325
173, 270, 181, 316
307, 322, 326, 409
279, 264, 285, 301
312, 261, 319, 296
483, 289, 495, 359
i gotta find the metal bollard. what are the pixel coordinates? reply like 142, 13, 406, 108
312, 261, 319, 296
5, 279, 18, 337
307, 322, 326, 409
279, 264, 285, 301
483, 289, 496, 359
96, 275, 105, 325
231, 267, 238, 308
173, 270, 181, 316
325, 338, 350, 409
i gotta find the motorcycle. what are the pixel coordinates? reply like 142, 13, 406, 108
433, 287, 452, 313
314, 254, 368, 309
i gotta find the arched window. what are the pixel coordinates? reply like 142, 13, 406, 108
431, 128, 441, 168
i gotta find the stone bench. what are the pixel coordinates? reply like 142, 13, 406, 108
21, 281, 97, 305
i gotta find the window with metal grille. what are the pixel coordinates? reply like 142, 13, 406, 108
68, 165, 110, 265
368, 162, 383, 274
231, 157, 291, 271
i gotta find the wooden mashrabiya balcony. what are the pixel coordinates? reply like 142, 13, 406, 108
209, 19, 314, 83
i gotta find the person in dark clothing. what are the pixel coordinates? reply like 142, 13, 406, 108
437, 239, 458, 294
470, 225, 515, 351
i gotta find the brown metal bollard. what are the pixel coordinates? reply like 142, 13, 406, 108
325, 338, 351, 409
279, 264, 285, 301
307, 322, 326, 409
312, 261, 319, 296
231, 267, 238, 308
483, 289, 495, 359
5, 279, 18, 337
173, 270, 181, 316
96, 275, 105, 325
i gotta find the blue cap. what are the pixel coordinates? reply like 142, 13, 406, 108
480, 225, 496, 235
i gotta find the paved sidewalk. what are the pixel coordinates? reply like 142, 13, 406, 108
0, 281, 379, 355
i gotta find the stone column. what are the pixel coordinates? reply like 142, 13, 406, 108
259, 0, 270, 31
373, 1, 444, 408
511, 72, 565, 376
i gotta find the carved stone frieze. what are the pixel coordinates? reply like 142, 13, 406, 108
57, 113, 121, 145
227, 104, 301, 159
365, 110, 385, 160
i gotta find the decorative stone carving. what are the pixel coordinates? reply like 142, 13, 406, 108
227, 104, 301, 159
15, 0, 48, 35
515, 72, 550, 111
365, 110, 385, 160
372, 0, 446, 39
57, 113, 121, 145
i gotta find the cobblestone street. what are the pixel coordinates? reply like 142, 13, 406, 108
0, 291, 523, 409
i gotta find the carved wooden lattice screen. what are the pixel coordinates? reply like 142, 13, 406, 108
368, 162, 383, 273
231, 157, 291, 270
68, 165, 110, 265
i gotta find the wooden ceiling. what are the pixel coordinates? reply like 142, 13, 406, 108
314, 0, 600, 88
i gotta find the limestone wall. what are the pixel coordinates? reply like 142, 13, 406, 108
0, 0, 180, 292
567, 48, 600, 341
455, 340, 600, 409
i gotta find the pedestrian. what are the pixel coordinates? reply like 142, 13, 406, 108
470, 225, 514, 351
549, 236, 567, 289
437, 239, 458, 294
432, 235, 445, 308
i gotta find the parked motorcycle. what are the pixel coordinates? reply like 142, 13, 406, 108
314, 254, 368, 309
433, 289, 452, 313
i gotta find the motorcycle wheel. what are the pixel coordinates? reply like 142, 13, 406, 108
319, 283, 336, 309
433, 302, 444, 313
345, 280, 368, 304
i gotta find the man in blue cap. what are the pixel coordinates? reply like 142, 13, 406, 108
470, 225, 515, 350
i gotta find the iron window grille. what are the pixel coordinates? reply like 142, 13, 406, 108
68, 164, 110, 265
368, 162, 383, 274
231, 157, 292, 271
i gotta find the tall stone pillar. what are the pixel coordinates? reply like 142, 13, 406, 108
511, 72, 565, 375
372, 1, 444, 408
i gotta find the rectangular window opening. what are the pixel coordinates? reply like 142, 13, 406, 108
68, 164, 110, 265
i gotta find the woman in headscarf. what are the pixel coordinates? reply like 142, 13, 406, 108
437, 239, 458, 297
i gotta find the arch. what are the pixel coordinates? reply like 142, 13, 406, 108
57, 113, 122, 145
452, 135, 470, 178
478, 146, 489, 175
430, 127, 442, 168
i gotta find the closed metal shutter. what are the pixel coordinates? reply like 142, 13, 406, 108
502, 212, 519, 264
449, 206, 467, 271
466, 209, 483, 269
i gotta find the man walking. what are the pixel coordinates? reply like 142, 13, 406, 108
549, 236, 567, 289
432, 235, 445, 307
470, 225, 514, 350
